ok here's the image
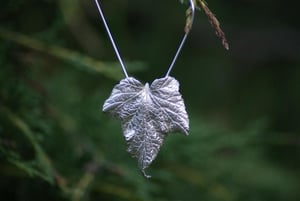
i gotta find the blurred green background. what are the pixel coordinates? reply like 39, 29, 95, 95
1, 0, 300, 201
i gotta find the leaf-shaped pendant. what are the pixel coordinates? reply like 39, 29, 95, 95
103, 76, 189, 178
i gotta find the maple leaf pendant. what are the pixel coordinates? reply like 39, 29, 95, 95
103, 76, 189, 178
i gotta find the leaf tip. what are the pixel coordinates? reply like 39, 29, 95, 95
142, 170, 152, 179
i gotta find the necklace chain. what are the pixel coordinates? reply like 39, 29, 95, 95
94, 0, 195, 78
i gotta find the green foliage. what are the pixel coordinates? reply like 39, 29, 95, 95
1, 0, 300, 201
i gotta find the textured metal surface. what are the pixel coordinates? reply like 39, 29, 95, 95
103, 76, 189, 178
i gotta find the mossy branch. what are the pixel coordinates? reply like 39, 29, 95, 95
0, 28, 146, 80
1, 106, 56, 184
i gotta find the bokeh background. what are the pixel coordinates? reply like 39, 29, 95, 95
1, 0, 300, 201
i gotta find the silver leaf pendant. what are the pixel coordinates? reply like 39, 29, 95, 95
103, 76, 189, 178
